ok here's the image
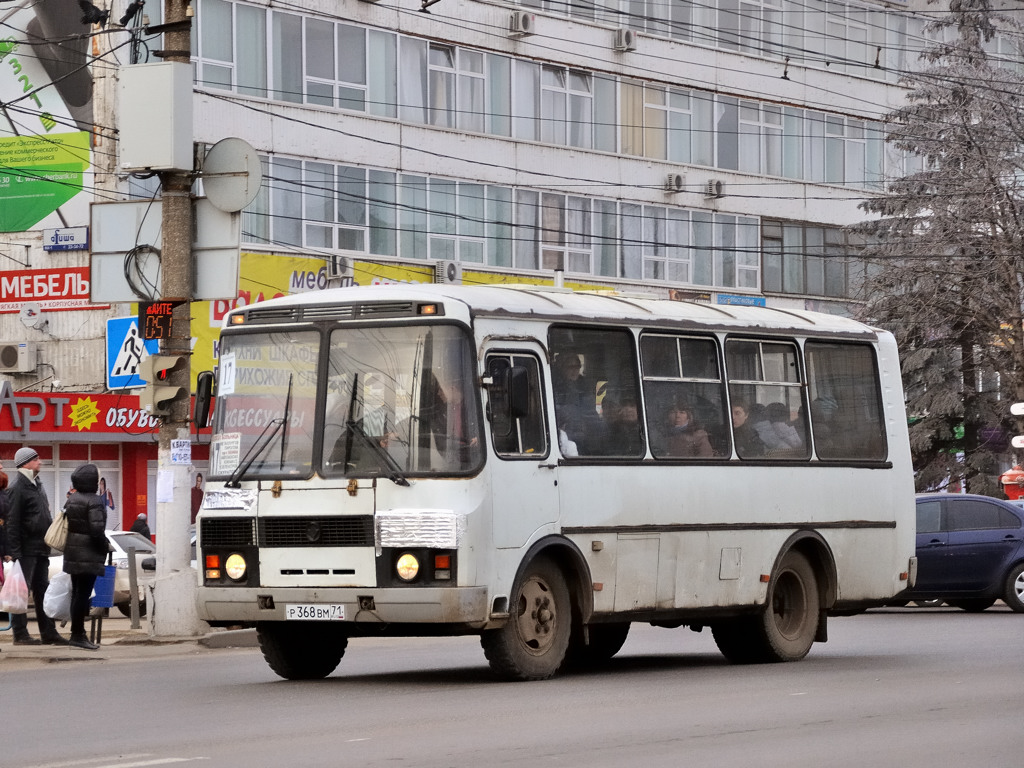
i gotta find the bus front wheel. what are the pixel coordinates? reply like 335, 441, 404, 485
257, 622, 348, 680
566, 622, 631, 669
481, 556, 572, 681
713, 550, 819, 664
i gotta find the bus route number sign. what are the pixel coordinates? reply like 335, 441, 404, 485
285, 604, 346, 621
140, 301, 178, 341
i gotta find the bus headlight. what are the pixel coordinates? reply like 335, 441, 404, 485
396, 553, 420, 581
224, 553, 247, 581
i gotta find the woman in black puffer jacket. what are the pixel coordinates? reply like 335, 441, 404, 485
63, 464, 108, 650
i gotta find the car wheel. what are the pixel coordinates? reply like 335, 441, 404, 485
946, 598, 995, 612
1003, 563, 1024, 613
116, 600, 147, 618
480, 556, 572, 681
913, 599, 943, 607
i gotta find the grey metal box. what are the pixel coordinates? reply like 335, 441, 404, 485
119, 62, 193, 172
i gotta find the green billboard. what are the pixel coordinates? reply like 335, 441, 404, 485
0, 132, 91, 232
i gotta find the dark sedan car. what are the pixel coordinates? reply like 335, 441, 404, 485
902, 493, 1024, 612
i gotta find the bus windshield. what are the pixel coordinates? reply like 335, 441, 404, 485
322, 324, 483, 478
208, 323, 484, 482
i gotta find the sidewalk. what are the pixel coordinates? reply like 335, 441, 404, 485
0, 611, 257, 665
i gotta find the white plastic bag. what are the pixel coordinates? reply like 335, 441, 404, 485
43, 570, 72, 622
0, 560, 30, 614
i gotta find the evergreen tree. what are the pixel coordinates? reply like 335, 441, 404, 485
858, 0, 1024, 493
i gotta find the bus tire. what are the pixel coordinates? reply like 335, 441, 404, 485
567, 622, 631, 668
711, 618, 758, 664
257, 622, 348, 680
713, 550, 818, 664
1004, 563, 1024, 613
481, 556, 572, 681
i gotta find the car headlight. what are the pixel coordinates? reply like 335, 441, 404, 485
395, 553, 419, 581
224, 553, 247, 581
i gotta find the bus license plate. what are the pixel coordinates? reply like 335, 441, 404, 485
285, 604, 346, 621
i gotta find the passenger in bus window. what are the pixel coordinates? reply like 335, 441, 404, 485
731, 402, 766, 458
655, 401, 713, 458
753, 402, 804, 453
552, 352, 598, 451
599, 391, 644, 456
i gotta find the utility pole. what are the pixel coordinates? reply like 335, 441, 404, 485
151, 0, 203, 636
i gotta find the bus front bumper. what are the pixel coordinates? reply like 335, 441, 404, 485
197, 585, 492, 627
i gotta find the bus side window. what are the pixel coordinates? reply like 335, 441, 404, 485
726, 339, 809, 460
805, 342, 887, 461
486, 353, 548, 457
641, 334, 729, 459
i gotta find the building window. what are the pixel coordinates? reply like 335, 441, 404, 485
762, 220, 864, 299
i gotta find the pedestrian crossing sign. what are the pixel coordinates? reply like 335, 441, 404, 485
107, 316, 159, 390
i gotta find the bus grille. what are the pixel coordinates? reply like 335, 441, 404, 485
258, 516, 374, 547
201, 518, 257, 547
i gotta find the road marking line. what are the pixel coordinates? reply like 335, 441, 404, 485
29, 757, 210, 768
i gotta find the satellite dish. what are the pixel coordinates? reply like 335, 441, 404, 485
19, 302, 46, 329
202, 138, 263, 213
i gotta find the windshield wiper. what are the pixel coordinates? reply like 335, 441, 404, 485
279, 374, 293, 470
224, 416, 284, 488
224, 374, 294, 487
343, 373, 409, 487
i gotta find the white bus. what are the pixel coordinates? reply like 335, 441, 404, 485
195, 284, 917, 681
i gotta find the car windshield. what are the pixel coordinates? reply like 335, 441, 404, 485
110, 531, 155, 554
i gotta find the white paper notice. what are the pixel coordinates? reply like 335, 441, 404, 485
157, 469, 174, 502
170, 439, 191, 465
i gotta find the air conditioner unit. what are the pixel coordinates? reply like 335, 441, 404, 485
0, 341, 37, 373
326, 254, 350, 280
434, 260, 463, 285
614, 28, 637, 52
509, 11, 536, 37
664, 173, 685, 193
704, 179, 724, 198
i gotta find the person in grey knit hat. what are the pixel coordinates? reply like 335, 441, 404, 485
6, 446, 68, 645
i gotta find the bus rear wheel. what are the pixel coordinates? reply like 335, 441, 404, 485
257, 622, 348, 680
713, 550, 819, 664
481, 556, 572, 681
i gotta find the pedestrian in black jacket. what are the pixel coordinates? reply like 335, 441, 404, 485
6, 446, 67, 645
63, 463, 108, 650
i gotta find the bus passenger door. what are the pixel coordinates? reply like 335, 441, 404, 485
484, 348, 560, 549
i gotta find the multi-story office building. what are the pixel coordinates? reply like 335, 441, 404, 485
0, 0, 1008, 523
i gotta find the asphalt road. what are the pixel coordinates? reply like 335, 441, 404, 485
3, 606, 1021, 768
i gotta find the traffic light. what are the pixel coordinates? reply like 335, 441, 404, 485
139, 354, 186, 415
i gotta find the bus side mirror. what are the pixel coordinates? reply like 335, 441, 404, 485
194, 370, 215, 429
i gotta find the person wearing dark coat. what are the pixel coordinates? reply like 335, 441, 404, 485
7, 446, 67, 645
63, 463, 109, 650
129, 513, 151, 539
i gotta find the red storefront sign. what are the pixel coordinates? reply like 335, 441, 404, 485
0, 382, 160, 441
0, 266, 109, 313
